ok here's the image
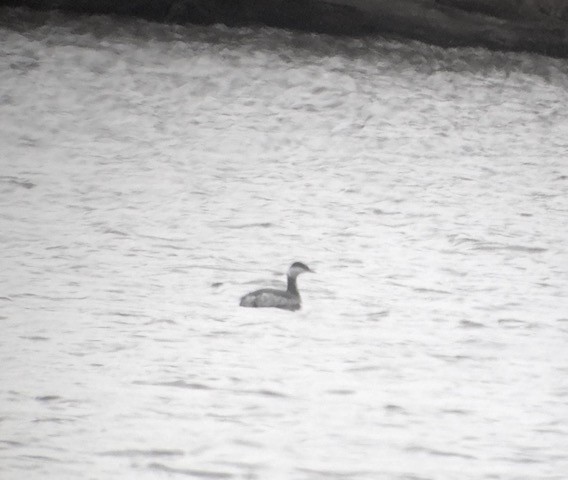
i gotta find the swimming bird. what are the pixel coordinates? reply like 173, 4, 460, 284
239, 262, 314, 311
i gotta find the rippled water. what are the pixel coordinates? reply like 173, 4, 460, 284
1, 7, 568, 480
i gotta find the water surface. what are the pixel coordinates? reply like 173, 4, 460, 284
1, 8, 568, 480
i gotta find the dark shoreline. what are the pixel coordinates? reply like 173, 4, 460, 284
2, 0, 568, 58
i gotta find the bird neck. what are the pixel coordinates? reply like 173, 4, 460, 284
287, 275, 299, 296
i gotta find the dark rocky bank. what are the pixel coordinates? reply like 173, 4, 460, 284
2, 0, 568, 58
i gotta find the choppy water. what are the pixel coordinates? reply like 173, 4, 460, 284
1, 7, 568, 480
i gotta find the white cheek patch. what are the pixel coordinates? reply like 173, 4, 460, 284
288, 266, 303, 277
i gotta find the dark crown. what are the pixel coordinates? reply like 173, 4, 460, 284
290, 261, 311, 272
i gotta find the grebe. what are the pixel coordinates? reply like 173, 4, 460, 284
239, 262, 314, 311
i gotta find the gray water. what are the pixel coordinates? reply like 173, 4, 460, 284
1, 8, 568, 480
